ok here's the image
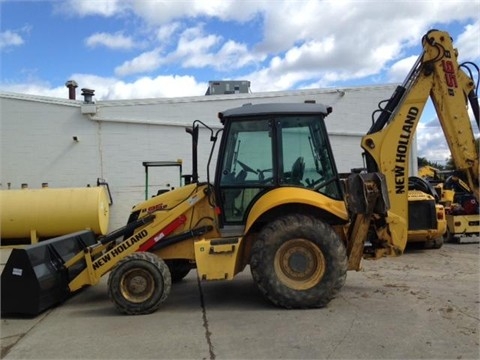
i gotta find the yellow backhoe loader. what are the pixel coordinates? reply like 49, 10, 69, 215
1, 29, 478, 316
417, 166, 479, 242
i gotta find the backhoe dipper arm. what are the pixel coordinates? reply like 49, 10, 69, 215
361, 29, 479, 254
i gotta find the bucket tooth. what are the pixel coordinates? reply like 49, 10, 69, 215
1, 230, 97, 316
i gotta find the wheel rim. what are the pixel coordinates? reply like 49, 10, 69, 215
120, 268, 157, 303
274, 238, 326, 290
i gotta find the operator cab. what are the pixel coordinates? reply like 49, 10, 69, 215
216, 102, 342, 225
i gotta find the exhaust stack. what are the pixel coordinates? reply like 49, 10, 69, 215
65, 80, 78, 100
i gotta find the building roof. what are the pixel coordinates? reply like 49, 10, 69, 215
0, 84, 398, 108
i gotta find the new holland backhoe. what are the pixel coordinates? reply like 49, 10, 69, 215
1, 29, 478, 316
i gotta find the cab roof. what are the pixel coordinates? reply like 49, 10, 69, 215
218, 102, 332, 124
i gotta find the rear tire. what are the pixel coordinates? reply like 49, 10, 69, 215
432, 236, 444, 249
250, 214, 347, 308
444, 229, 460, 244
423, 236, 444, 249
108, 252, 171, 315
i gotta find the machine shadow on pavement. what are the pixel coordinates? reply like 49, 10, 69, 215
45, 270, 271, 319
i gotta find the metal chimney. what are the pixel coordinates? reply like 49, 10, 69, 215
81, 88, 95, 104
65, 80, 78, 100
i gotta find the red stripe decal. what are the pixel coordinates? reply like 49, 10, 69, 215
137, 215, 187, 252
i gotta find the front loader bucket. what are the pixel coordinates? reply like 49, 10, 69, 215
1, 230, 97, 316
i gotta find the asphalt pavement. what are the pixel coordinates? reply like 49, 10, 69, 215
1, 240, 479, 360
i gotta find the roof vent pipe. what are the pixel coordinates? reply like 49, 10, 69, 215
81, 88, 95, 104
65, 80, 78, 100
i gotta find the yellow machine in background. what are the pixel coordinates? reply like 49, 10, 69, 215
405, 166, 447, 248
417, 166, 480, 242
1, 29, 478, 316
406, 189, 446, 248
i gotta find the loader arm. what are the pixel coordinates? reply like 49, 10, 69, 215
67, 185, 208, 292
361, 29, 479, 254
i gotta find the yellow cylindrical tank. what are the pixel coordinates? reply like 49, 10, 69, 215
0, 186, 110, 240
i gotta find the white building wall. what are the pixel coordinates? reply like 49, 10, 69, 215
1, 85, 401, 230
1, 95, 101, 187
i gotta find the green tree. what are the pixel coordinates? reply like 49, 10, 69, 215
417, 157, 447, 170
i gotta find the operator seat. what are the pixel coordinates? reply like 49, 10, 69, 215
222, 169, 247, 219
291, 157, 305, 184
233, 169, 247, 195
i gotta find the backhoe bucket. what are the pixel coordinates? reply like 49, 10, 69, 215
1, 230, 97, 316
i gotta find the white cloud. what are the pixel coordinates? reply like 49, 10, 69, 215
175, 27, 259, 70
50, 0, 480, 93
417, 123, 453, 164
456, 20, 480, 62
5, 0, 480, 101
101, 75, 207, 99
130, 0, 261, 24
251, 0, 477, 88
71, 73, 207, 100
58, 0, 261, 23
0, 30, 24, 49
115, 49, 163, 77
55, 0, 128, 17
216, 40, 261, 68
115, 24, 262, 76
387, 55, 418, 83
156, 22, 182, 43
85, 32, 135, 50
175, 25, 221, 59
417, 105, 480, 164
1, 73, 207, 101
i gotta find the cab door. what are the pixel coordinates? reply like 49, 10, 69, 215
216, 118, 275, 224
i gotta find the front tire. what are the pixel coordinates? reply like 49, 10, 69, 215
250, 214, 347, 308
108, 252, 171, 315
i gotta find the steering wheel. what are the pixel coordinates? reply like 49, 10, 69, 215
257, 168, 272, 181
237, 160, 258, 174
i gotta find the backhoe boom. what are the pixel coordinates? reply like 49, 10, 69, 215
361, 30, 479, 253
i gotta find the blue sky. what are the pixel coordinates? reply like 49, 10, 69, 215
1, 0, 479, 163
